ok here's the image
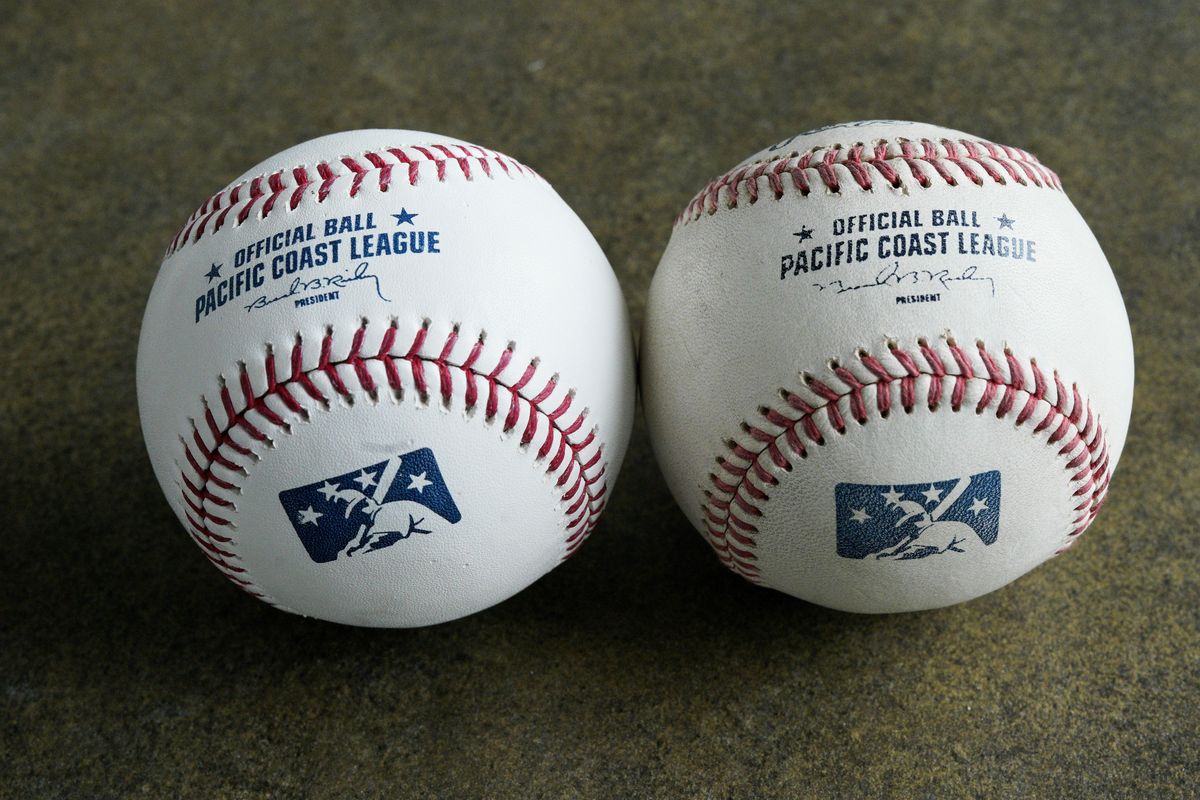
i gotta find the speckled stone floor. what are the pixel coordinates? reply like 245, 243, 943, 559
1, 2, 1196, 797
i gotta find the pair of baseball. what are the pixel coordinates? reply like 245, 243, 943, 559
136, 122, 1133, 627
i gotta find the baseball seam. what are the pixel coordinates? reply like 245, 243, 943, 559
677, 137, 1062, 225
167, 143, 539, 257
179, 321, 608, 602
701, 338, 1110, 581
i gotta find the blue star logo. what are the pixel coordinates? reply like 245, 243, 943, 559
392, 208, 419, 225
996, 214, 1015, 230
204, 263, 222, 283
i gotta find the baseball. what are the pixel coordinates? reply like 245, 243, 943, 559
137, 130, 635, 627
641, 120, 1134, 613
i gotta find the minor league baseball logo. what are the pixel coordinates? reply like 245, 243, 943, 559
835, 471, 1001, 560
278, 448, 462, 563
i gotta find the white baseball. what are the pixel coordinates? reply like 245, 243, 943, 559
642, 120, 1133, 613
137, 130, 635, 627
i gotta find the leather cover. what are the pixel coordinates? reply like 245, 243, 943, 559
137, 130, 635, 627
641, 121, 1133, 612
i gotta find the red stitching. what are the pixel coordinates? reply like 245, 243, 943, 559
179, 323, 607, 598
167, 143, 538, 257
677, 137, 1063, 224
701, 339, 1111, 581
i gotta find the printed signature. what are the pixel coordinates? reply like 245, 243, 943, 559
244, 261, 389, 313
813, 262, 995, 296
